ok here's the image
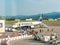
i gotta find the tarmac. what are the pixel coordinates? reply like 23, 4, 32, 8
10, 38, 50, 45
6, 26, 60, 45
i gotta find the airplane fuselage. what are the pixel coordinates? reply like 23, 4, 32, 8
12, 21, 42, 28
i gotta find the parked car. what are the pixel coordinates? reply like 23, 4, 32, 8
5, 27, 13, 32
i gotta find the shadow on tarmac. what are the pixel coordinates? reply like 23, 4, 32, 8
24, 38, 51, 45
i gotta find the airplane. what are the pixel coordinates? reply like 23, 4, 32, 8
12, 16, 48, 29
12, 20, 42, 29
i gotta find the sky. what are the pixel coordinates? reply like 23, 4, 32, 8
0, 0, 60, 16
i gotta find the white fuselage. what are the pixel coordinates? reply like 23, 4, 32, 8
20, 21, 42, 26
12, 21, 42, 28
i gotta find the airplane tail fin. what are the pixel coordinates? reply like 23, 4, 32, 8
38, 16, 42, 22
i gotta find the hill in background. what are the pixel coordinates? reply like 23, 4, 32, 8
0, 12, 60, 20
